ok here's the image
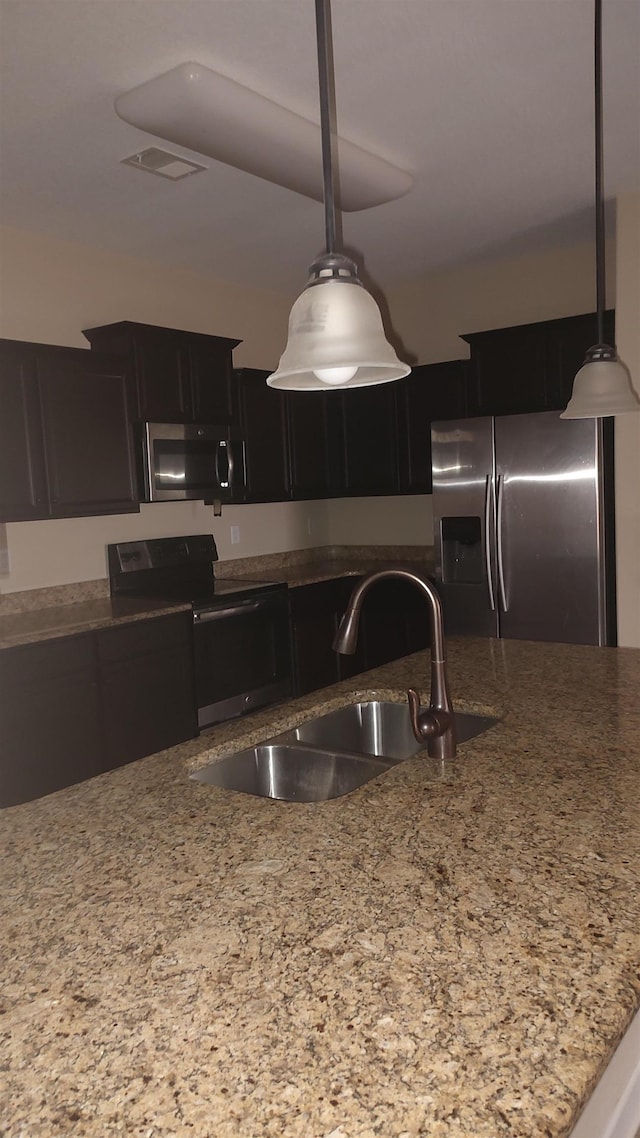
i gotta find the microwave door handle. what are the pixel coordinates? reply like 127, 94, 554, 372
484, 474, 497, 611
195, 599, 266, 623
226, 440, 235, 493
496, 473, 509, 612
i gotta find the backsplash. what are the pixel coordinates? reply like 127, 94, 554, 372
215, 544, 432, 579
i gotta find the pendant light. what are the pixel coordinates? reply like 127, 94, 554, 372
561, 0, 639, 418
267, 0, 410, 391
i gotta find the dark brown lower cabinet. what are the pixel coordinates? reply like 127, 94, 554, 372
289, 580, 346, 696
0, 612, 197, 807
0, 635, 102, 807
289, 576, 429, 697
97, 613, 197, 771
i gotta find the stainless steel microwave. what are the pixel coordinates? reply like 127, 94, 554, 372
141, 422, 246, 503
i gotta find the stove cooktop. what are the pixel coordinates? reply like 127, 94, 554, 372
107, 535, 284, 610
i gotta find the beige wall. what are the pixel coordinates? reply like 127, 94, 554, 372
327, 495, 433, 547
386, 239, 615, 364
1, 500, 331, 592
0, 224, 291, 367
613, 193, 640, 648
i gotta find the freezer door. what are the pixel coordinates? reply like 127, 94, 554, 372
431, 417, 499, 636
494, 412, 607, 645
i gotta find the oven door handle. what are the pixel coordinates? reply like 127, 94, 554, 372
194, 599, 269, 623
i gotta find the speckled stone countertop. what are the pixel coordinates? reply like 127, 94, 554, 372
215, 544, 434, 588
2, 637, 640, 1138
0, 596, 191, 650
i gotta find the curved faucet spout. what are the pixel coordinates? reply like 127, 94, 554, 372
333, 566, 456, 760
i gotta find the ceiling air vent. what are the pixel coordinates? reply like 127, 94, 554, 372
121, 147, 207, 181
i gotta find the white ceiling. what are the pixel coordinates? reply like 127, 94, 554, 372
1, 0, 639, 295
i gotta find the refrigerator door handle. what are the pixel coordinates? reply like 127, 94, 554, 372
496, 473, 509, 612
484, 474, 497, 611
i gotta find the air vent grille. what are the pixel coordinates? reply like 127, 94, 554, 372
121, 147, 207, 180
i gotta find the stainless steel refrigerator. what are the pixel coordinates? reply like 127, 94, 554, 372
431, 411, 615, 645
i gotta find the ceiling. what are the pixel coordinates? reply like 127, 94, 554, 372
1, 0, 639, 295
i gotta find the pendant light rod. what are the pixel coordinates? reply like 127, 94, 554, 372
594, 0, 607, 345
315, 0, 338, 255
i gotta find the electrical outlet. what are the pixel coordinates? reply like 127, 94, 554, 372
230, 525, 241, 545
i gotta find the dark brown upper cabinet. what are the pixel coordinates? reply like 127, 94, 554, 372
543, 310, 615, 410
235, 368, 290, 502
286, 389, 335, 500
83, 321, 241, 426
0, 340, 138, 522
462, 310, 615, 417
336, 384, 400, 496
0, 342, 49, 521
397, 360, 471, 495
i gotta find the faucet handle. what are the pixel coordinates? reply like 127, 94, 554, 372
408, 688, 428, 742
407, 688, 456, 758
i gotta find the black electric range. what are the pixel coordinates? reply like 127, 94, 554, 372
107, 535, 292, 729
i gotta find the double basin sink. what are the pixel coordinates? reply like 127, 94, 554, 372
191, 701, 497, 802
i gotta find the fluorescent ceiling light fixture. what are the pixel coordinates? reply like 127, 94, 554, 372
115, 61, 412, 211
121, 146, 207, 181
267, 0, 410, 392
561, 0, 639, 419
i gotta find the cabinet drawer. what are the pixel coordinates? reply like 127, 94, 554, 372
96, 612, 191, 663
0, 633, 95, 684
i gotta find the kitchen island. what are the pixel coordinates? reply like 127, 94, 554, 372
2, 636, 639, 1138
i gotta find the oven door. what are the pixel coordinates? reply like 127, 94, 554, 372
193, 589, 292, 729
142, 422, 245, 503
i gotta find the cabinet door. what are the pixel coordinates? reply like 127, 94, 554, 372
0, 343, 49, 521
361, 577, 429, 667
286, 391, 334, 499
289, 581, 343, 696
0, 634, 102, 807
133, 327, 191, 421
189, 339, 239, 425
97, 613, 197, 770
464, 324, 548, 416
37, 348, 138, 517
236, 368, 290, 501
398, 361, 470, 494
339, 386, 400, 496
545, 310, 615, 410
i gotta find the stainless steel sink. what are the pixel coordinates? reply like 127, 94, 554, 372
191, 743, 399, 802
191, 701, 498, 802
284, 701, 498, 759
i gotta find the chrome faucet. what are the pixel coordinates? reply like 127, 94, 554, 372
333, 566, 456, 760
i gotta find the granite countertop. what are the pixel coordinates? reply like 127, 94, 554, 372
2, 637, 640, 1138
217, 556, 433, 589
0, 546, 434, 648
0, 596, 192, 650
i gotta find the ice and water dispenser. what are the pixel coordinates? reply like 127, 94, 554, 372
440, 517, 483, 584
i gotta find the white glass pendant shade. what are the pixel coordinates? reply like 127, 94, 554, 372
561, 353, 640, 418
267, 272, 410, 391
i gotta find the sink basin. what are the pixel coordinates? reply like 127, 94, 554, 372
284, 701, 498, 760
191, 743, 398, 802
191, 702, 498, 802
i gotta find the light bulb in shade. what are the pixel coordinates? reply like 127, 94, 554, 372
313, 365, 358, 385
